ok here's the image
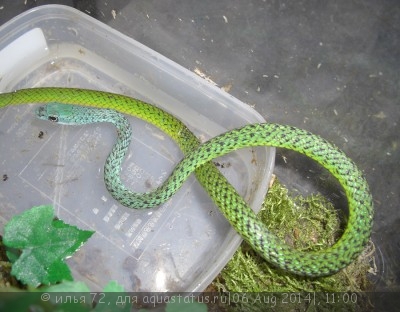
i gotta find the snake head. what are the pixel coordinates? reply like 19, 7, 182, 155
35, 103, 74, 124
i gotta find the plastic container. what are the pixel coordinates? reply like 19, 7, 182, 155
0, 5, 275, 292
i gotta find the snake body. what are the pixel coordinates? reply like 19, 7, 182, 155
0, 87, 373, 276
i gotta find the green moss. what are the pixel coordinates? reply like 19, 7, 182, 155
210, 177, 375, 311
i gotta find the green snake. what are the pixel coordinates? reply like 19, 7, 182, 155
0, 87, 373, 276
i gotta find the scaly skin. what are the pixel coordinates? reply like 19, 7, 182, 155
0, 87, 374, 276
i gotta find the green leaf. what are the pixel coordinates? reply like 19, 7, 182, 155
93, 281, 129, 312
44, 280, 91, 292
5, 246, 20, 263
102, 280, 125, 292
3, 205, 94, 287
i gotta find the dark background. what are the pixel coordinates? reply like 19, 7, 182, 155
1, 0, 399, 290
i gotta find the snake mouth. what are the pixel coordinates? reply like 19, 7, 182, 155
35, 106, 47, 120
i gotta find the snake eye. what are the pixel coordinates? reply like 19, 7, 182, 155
48, 116, 58, 122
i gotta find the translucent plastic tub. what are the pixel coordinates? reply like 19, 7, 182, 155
0, 5, 275, 292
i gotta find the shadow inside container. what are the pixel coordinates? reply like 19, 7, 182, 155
274, 147, 348, 217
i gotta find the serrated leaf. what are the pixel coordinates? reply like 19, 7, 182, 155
3, 205, 94, 286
